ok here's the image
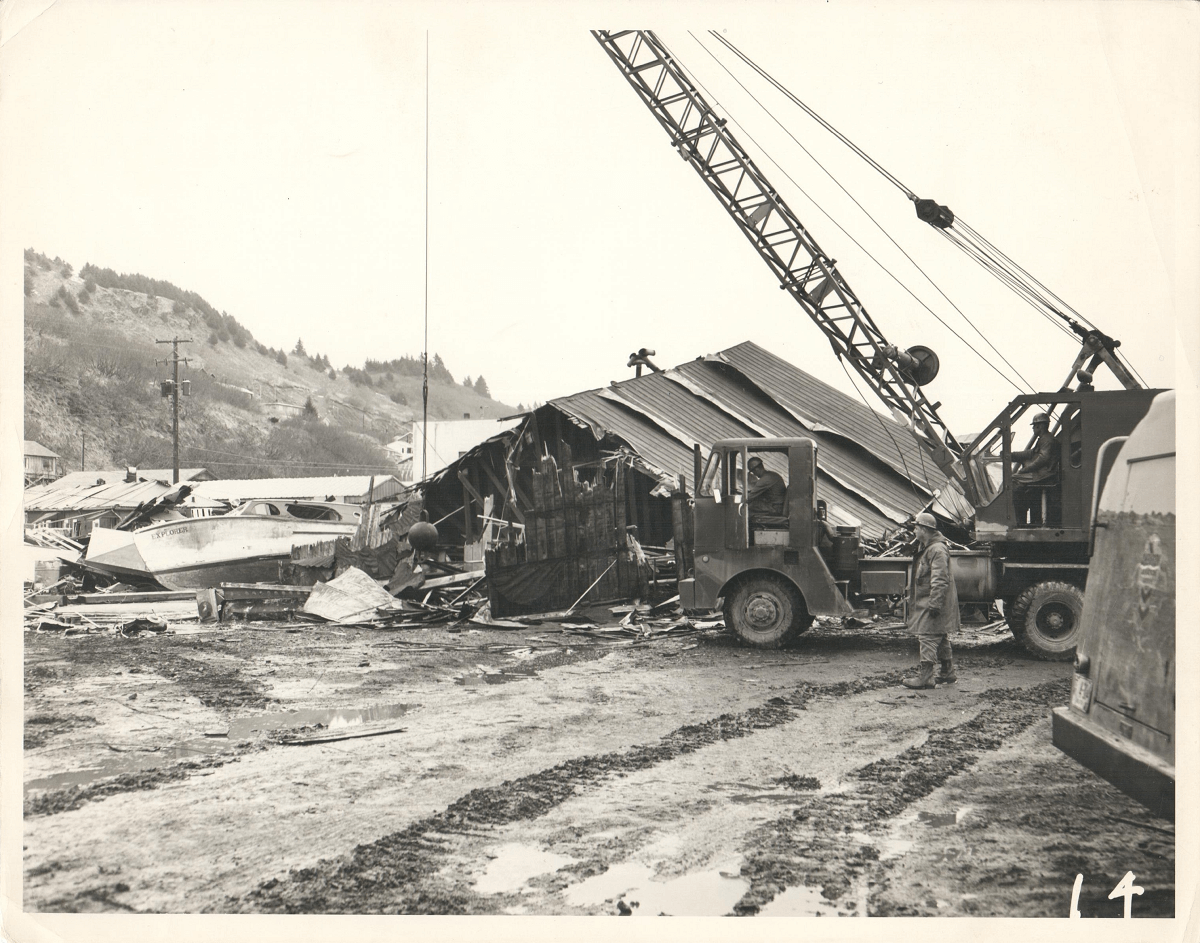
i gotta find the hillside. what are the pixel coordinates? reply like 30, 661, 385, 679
22, 250, 516, 479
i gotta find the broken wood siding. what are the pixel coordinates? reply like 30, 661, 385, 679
486, 456, 647, 616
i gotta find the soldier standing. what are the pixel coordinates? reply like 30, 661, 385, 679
903, 511, 960, 690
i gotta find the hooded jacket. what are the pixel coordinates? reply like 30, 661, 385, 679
907, 532, 960, 637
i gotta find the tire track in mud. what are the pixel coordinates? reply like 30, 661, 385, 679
231, 672, 906, 914
729, 677, 1071, 914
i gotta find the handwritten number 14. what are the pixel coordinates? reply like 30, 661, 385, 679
1071, 871, 1144, 918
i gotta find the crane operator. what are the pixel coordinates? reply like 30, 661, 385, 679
1009, 412, 1058, 525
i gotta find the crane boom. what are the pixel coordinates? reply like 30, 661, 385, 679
593, 30, 964, 482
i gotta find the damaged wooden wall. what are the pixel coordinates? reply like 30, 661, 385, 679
486, 455, 647, 616
425, 406, 677, 554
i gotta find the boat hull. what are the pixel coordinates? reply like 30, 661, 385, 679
85, 515, 358, 591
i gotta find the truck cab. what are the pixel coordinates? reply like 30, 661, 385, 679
678, 437, 852, 647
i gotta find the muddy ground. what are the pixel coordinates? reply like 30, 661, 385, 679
21, 612, 1174, 918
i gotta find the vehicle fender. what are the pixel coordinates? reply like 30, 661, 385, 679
718, 562, 850, 618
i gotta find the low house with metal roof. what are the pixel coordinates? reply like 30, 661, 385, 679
412, 341, 957, 613
24, 467, 215, 538
422, 341, 949, 547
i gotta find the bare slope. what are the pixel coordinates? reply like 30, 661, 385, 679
22, 251, 514, 478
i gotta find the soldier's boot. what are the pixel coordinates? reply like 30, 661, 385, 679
902, 661, 937, 690
936, 660, 957, 685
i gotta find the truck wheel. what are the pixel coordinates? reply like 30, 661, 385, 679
1010, 581, 1084, 660
723, 574, 813, 649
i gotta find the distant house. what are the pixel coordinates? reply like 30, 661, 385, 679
265, 401, 305, 421
24, 467, 215, 538
24, 441, 63, 486
385, 431, 413, 463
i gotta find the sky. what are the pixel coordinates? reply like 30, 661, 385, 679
2, 0, 1197, 438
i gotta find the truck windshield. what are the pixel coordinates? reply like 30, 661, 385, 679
699, 451, 721, 497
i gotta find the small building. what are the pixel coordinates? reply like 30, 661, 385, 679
385, 432, 414, 464
24, 467, 215, 538
24, 441, 63, 487
265, 401, 306, 421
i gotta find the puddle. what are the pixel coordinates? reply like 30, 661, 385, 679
759, 883, 845, 917
563, 860, 749, 916
222, 703, 415, 739
918, 806, 972, 827
473, 843, 577, 895
25, 738, 237, 792
455, 666, 538, 686
25, 703, 415, 794
918, 811, 958, 827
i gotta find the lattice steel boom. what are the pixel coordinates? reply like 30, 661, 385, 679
593, 30, 964, 481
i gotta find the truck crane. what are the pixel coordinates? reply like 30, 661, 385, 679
593, 29, 1166, 658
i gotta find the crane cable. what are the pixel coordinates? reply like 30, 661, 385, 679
670, 31, 1032, 395
706, 30, 1148, 388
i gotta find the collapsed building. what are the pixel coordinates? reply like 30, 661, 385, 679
420, 341, 955, 615
23, 467, 216, 538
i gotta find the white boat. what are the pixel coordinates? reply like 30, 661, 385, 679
84, 500, 362, 590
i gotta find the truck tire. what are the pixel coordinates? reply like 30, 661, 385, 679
723, 574, 813, 649
1009, 580, 1084, 660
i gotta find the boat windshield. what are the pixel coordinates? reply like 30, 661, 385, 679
285, 504, 343, 522
234, 501, 281, 516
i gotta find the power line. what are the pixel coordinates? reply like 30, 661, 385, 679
704, 31, 1148, 391
687, 31, 1033, 395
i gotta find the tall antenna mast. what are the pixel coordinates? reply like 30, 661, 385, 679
421, 30, 430, 482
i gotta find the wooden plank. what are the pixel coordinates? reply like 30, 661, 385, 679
560, 464, 577, 561
479, 458, 513, 516
75, 590, 196, 604
420, 571, 480, 589
532, 470, 548, 561
461, 476, 474, 544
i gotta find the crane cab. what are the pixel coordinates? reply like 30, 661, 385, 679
965, 389, 1163, 543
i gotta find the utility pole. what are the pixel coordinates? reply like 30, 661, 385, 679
156, 337, 192, 483
81, 431, 85, 472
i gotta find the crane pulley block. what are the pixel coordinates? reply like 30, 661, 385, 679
914, 197, 955, 229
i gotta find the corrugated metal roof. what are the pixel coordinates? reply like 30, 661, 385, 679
420, 342, 943, 537
604, 373, 917, 524
552, 382, 902, 537
192, 475, 405, 502
540, 341, 952, 536
23, 469, 212, 512
712, 342, 946, 494
660, 361, 927, 520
